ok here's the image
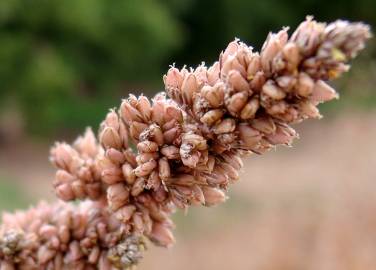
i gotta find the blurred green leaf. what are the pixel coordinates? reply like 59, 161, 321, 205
0, 176, 31, 212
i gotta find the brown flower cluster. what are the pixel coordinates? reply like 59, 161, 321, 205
50, 129, 103, 201
164, 17, 370, 154
0, 17, 371, 269
0, 201, 145, 270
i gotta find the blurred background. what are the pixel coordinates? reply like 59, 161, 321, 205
0, 0, 375, 269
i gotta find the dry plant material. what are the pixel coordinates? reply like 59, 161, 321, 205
0, 17, 371, 269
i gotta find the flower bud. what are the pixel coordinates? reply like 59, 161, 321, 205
300, 101, 322, 119
238, 124, 262, 148
262, 80, 286, 100
71, 181, 86, 199
240, 98, 259, 120
39, 225, 57, 239
261, 31, 286, 74
134, 160, 157, 177
249, 71, 266, 91
182, 133, 207, 150
150, 223, 175, 248
136, 152, 159, 164
168, 174, 196, 186
226, 92, 248, 115
200, 109, 224, 126
227, 70, 250, 92
115, 205, 136, 223
160, 145, 180, 159
119, 100, 143, 124
158, 158, 171, 180
222, 152, 243, 171
137, 95, 152, 121
131, 178, 145, 197
137, 141, 158, 153
181, 150, 200, 168
213, 119, 236, 134
105, 148, 125, 165
129, 122, 148, 141
207, 62, 220, 85
247, 53, 261, 79
310, 80, 339, 102
222, 39, 240, 62
151, 96, 166, 126
101, 168, 123, 185
164, 67, 184, 90
73, 128, 98, 158
50, 143, 76, 172
38, 245, 56, 264
100, 127, 122, 150
291, 16, 325, 56
163, 127, 181, 145
165, 105, 183, 123
181, 74, 199, 105
218, 162, 239, 182
107, 183, 130, 211
276, 75, 297, 92
88, 246, 100, 264
221, 55, 246, 78
201, 83, 225, 108
201, 186, 227, 206
266, 125, 297, 145
55, 184, 75, 201
250, 117, 276, 134
296, 72, 314, 97
122, 163, 136, 185
55, 170, 75, 184
282, 42, 300, 72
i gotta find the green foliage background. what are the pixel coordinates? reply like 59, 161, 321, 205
0, 0, 375, 137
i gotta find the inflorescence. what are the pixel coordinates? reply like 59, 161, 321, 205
0, 17, 371, 269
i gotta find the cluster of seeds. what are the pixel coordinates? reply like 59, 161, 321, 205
1, 17, 371, 269
0, 201, 145, 270
164, 17, 370, 153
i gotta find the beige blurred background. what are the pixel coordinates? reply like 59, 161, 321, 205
0, 0, 376, 269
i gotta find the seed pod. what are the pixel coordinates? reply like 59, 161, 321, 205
296, 72, 314, 97
310, 80, 339, 102
238, 124, 262, 148
240, 98, 260, 120
107, 183, 130, 211
282, 42, 300, 72
149, 223, 175, 248
250, 117, 276, 134
213, 119, 236, 134
137, 141, 159, 153
201, 187, 227, 206
247, 53, 261, 79
226, 92, 249, 116
227, 70, 250, 92
201, 83, 225, 108
134, 160, 157, 177
221, 55, 247, 79
207, 62, 220, 85
200, 109, 224, 126
262, 80, 286, 100
181, 74, 199, 106
160, 145, 180, 159
158, 158, 171, 180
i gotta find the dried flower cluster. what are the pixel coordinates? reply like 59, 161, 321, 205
0, 201, 145, 270
165, 17, 370, 154
0, 17, 371, 269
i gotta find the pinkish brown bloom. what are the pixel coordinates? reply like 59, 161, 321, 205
1, 17, 371, 270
